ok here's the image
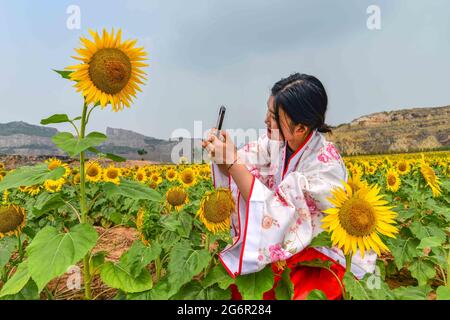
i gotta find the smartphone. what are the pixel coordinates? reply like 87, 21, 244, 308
215, 105, 226, 138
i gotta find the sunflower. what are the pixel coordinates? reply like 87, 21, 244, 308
396, 160, 410, 175
24, 185, 42, 197
67, 28, 148, 111
420, 157, 442, 197
197, 188, 235, 234
72, 173, 81, 185
44, 178, 65, 193
2, 190, 10, 205
135, 168, 147, 183
179, 168, 197, 188
0, 205, 26, 239
166, 186, 189, 211
385, 168, 401, 193
85, 161, 103, 183
46, 158, 71, 178
321, 182, 398, 257
165, 168, 178, 182
136, 208, 149, 246
346, 173, 368, 193
149, 172, 163, 186
0, 162, 5, 170
366, 165, 377, 176
103, 166, 121, 185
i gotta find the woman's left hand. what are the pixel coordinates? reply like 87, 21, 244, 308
202, 129, 237, 166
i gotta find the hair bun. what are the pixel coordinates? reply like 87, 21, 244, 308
317, 123, 332, 134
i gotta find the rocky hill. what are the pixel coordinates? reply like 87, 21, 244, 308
0, 122, 206, 163
326, 105, 450, 155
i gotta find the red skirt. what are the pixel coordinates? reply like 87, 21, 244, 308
230, 247, 346, 300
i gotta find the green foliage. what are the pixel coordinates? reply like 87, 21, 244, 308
235, 265, 274, 300
52, 131, 107, 157
103, 180, 163, 202
0, 261, 31, 298
26, 224, 98, 292
0, 164, 65, 192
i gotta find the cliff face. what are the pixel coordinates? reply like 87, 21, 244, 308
326, 105, 450, 155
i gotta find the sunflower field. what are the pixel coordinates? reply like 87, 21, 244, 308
0, 28, 448, 300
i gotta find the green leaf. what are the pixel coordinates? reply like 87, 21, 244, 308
0, 164, 65, 192
387, 237, 420, 269
0, 279, 39, 300
343, 272, 370, 300
409, 259, 436, 286
103, 180, 163, 202
0, 261, 31, 298
53, 69, 73, 80
0, 237, 17, 269
274, 267, 294, 300
32, 192, 65, 218
296, 258, 333, 269
202, 264, 234, 290
309, 232, 332, 248
417, 236, 444, 251
52, 131, 107, 157
119, 241, 161, 278
235, 265, 274, 300
88, 147, 126, 162
392, 285, 432, 300
100, 261, 153, 293
167, 240, 211, 296
436, 286, 450, 300
172, 281, 231, 300
40, 114, 70, 125
306, 289, 328, 300
27, 224, 98, 292
177, 211, 193, 238
410, 221, 447, 243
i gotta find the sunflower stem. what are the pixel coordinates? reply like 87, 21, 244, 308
344, 253, 353, 300
447, 250, 450, 290
79, 102, 92, 300
17, 233, 23, 261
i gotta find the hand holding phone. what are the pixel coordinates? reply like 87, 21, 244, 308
215, 105, 226, 138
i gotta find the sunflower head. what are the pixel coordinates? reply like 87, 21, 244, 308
103, 166, 121, 184
420, 158, 442, 197
386, 168, 401, 193
44, 178, 65, 193
0, 205, 26, 239
67, 28, 148, 112
85, 161, 103, 183
166, 187, 188, 211
197, 188, 235, 234
165, 168, 178, 182
135, 168, 147, 183
322, 182, 398, 257
396, 160, 410, 175
46, 158, 71, 178
180, 168, 196, 187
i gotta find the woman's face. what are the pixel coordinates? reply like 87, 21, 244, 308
265, 95, 295, 141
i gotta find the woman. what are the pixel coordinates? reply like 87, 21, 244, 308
202, 73, 376, 300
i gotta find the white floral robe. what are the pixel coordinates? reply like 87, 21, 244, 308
211, 129, 377, 279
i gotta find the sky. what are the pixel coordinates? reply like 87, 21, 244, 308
1, 0, 449, 139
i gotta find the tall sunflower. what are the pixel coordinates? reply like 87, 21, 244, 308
420, 156, 442, 197
67, 28, 148, 111
197, 188, 235, 234
321, 182, 398, 257
0, 205, 26, 239
385, 168, 401, 193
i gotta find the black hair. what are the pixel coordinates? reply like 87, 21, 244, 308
271, 73, 332, 140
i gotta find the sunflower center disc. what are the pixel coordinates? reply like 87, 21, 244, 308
87, 167, 99, 177
0, 207, 24, 234
89, 48, 132, 94
388, 175, 397, 186
204, 193, 232, 223
182, 172, 194, 184
107, 169, 119, 179
339, 198, 376, 237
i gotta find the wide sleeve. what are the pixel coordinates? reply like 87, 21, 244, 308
219, 170, 318, 277
210, 133, 273, 190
